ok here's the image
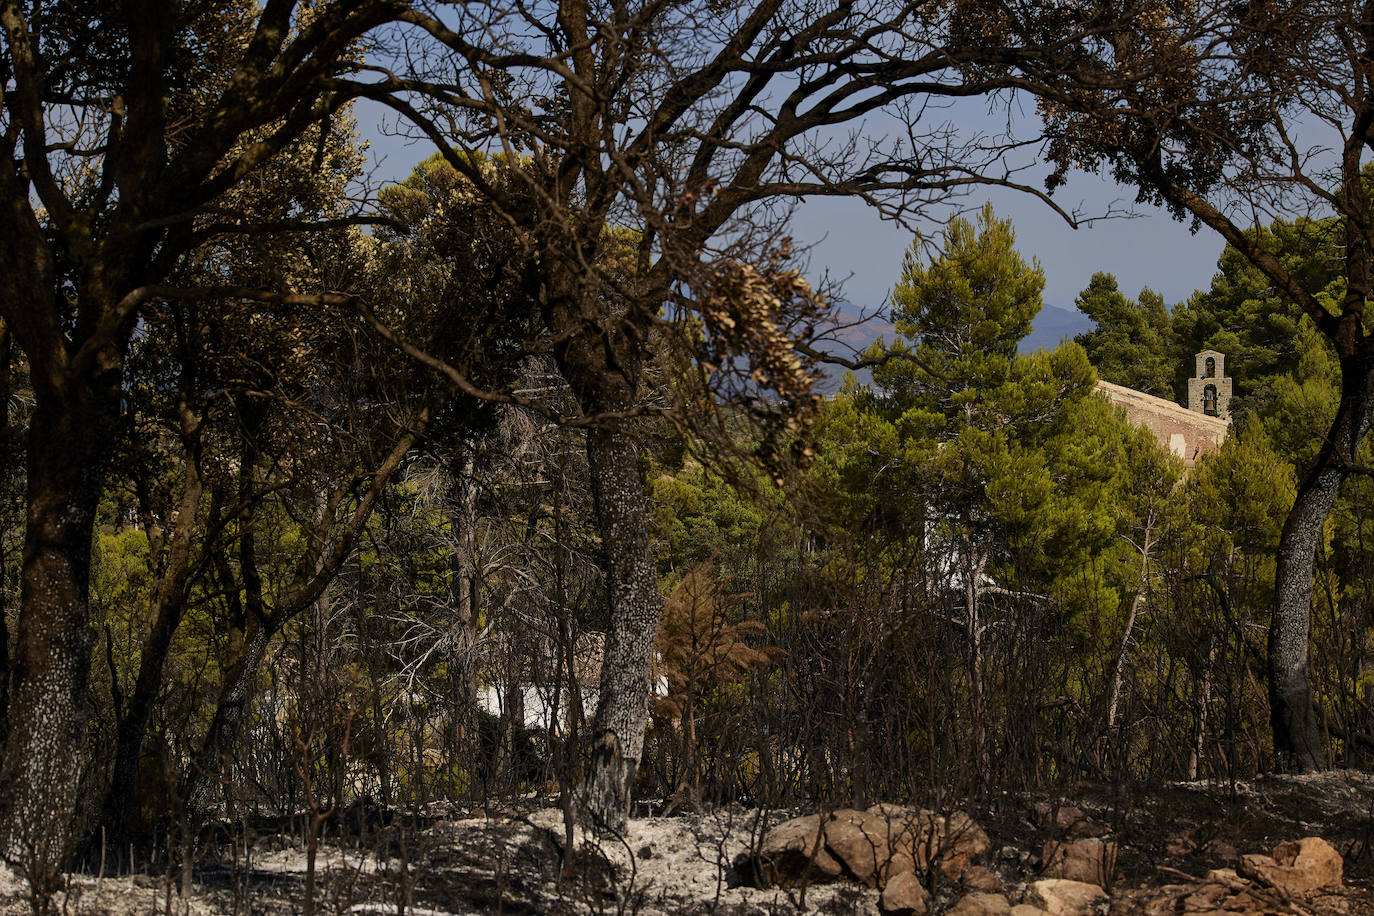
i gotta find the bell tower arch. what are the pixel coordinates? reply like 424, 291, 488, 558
1187, 349, 1232, 419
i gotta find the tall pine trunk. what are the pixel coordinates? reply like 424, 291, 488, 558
1269, 350, 1373, 770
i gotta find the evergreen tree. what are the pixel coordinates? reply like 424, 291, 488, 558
1170, 217, 1342, 419
872, 205, 1099, 786
1073, 272, 1175, 396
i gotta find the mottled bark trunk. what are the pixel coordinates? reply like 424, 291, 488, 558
184, 622, 273, 814
1269, 352, 1372, 771
0, 378, 119, 879
1188, 644, 1215, 780
582, 428, 663, 833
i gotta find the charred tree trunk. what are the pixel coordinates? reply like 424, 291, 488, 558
448, 457, 480, 744
99, 393, 204, 850
0, 371, 121, 879
185, 620, 273, 815
0, 322, 13, 749
541, 240, 662, 831
1270, 350, 1373, 771
581, 428, 662, 832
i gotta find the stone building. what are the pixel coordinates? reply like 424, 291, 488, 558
1186, 349, 1233, 419
1095, 351, 1232, 467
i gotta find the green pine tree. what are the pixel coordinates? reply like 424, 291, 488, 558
1073, 272, 1175, 396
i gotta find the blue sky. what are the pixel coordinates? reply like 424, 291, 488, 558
356, 99, 1227, 353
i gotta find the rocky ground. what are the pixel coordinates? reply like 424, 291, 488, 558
1, 772, 1370, 914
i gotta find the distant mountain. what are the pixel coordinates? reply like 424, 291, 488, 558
1020, 304, 1093, 354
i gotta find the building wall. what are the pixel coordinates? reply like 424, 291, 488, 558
1096, 380, 1230, 467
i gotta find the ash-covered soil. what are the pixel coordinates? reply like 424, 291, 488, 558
2, 772, 1370, 914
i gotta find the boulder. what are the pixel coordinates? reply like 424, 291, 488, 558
947, 891, 1012, 915
749, 805, 992, 888
941, 810, 994, 879
962, 864, 1004, 893
1202, 839, 1238, 863
879, 871, 929, 915
750, 814, 844, 887
1237, 836, 1343, 897
1032, 802, 1086, 831
1031, 802, 1103, 837
866, 804, 989, 882
1023, 878, 1108, 916
1041, 838, 1117, 887
868, 803, 940, 879
824, 808, 893, 886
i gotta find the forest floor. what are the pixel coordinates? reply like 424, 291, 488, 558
2, 771, 1372, 914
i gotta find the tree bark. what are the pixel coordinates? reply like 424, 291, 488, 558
581, 428, 663, 833
1269, 350, 1373, 771
0, 374, 120, 879
185, 621, 273, 815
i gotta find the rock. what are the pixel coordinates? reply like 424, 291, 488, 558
1272, 837, 1343, 889
962, 864, 1004, 893
868, 804, 939, 880
1032, 802, 1086, 831
1202, 839, 1238, 862
1237, 836, 1343, 896
1041, 838, 1117, 887
824, 808, 893, 886
866, 804, 989, 882
941, 810, 993, 879
1030, 802, 1103, 836
1023, 878, 1109, 916
1009, 907, 1049, 916
749, 805, 993, 888
1165, 830, 1197, 856
1109, 884, 1189, 916
879, 871, 929, 915
1203, 867, 1254, 889
751, 814, 844, 887
947, 891, 1012, 915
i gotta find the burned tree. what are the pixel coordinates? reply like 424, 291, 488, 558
0, 0, 409, 883
361, 0, 1134, 830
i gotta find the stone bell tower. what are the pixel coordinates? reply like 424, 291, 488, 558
1187, 349, 1232, 420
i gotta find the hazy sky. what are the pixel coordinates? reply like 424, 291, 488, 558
356, 99, 1228, 338
789, 178, 1226, 318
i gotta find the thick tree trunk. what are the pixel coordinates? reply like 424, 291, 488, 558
1269, 352, 1372, 771
582, 428, 664, 833
0, 380, 119, 881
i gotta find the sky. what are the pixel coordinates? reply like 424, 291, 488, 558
355, 98, 1228, 355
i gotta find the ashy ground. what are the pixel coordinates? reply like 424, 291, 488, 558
0, 771, 1370, 914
